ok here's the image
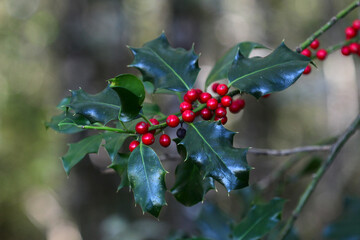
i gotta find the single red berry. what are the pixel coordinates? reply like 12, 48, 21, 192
200, 108, 213, 120
349, 43, 359, 53
215, 107, 227, 118
341, 46, 351, 56
135, 121, 149, 134
183, 93, 192, 103
221, 95, 232, 107
182, 110, 195, 123
216, 84, 228, 96
179, 101, 193, 112
214, 116, 228, 125
166, 115, 180, 128
345, 26, 357, 39
211, 83, 219, 93
129, 140, 140, 152
148, 118, 159, 134
303, 65, 311, 75
316, 49, 327, 60
159, 134, 171, 147
207, 98, 218, 110
301, 48, 312, 57
217, 103, 224, 109
199, 92, 212, 103
262, 93, 271, 98
142, 133, 155, 145
229, 99, 245, 113
186, 89, 198, 102
353, 19, 360, 30
195, 88, 203, 96
310, 39, 320, 49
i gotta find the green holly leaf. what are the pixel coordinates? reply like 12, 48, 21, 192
129, 33, 200, 93
45, 112, 90, 134
108, 74, 145, 122
69, 86, 121, 124
142, 102, 163, 118
56, 97, 71, 111
128, 143, 167, 217
228, 42, 310, 99
108, 153, 130, 190
103, 131, 131, 161
233, 198, 285, 240
206, 42, 268, 88
62, 134, 103, 175
179, 121, 250, 192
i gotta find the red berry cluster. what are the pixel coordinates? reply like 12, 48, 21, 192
302, 19, 360, 75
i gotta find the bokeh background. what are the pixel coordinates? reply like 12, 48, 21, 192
1, 0, 359, 239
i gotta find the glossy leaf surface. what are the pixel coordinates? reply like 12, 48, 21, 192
62, 134, 103, 175
69, 86, 121, 124
129, 33, 200, 92
233, 198, 285, 240
109, 74, 145, 122
108, 153, 130, 190
179, 121, 250, 191
206, 42, 268, 88
45, 112, 90, 134
128, 143, 167, 217
228, 42, 310, 99
103, 131, 131, 161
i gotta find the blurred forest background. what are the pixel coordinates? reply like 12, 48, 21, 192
0, 0, 359, 239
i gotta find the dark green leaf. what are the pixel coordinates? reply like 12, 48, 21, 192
108, 153, 130, 190
323, 197, 360, 240
197, 203, 233, 240
228, 42, 310, 99
56, 97, 70, 111
103, 131, 131, 161
128, 143, 167, 217
179, 121, 250, 191
142, 102, 163, 118
206, 42, 268, 88
129, 33, 200, 93
233, 198, 285, 240
45, 112, 90, 134
108, 74, 145, 122
69, 86, 121, 124
62, 134, 103, 175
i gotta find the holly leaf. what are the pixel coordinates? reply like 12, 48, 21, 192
69, 86, 121, 124
128, 143, 167, 217
179, 121, 250, 192
129, 33, 200, 93
108, 74, 145, 122
142, 102, 163, 118
108, 153, 130, 190
232, 198, 285, 240
228, 42, 310, 99
62, 134, 103, 175
45, 112, 90, 134
56, 97, 71, 111
206, 42, 268, 88
103, 131, 131, 161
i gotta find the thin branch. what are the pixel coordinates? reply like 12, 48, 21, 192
248, 145, 331, 156
279, 114, 360, 239
297, 0, 360, 52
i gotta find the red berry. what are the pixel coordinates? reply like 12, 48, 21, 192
179, 101, 193, 112
215, 107, 227, 118
148, 118, 159, 134
217, 103, 224, 108
142, 133, 155, 145
303, 65, 311, 75
159, 134, 171, 147
211, 83, 219, 93
182, 110, 195, 123
341, 46, 351, 56
195, 88, 203, 96
207, 98, 218, 110
301, 48, 312, 57
166, 115, 180, 128
216, 84, 228, 96
262, 93, 271, 98
221, 96, 232, 107
199, 92, 212, 103
186, 89, 198, 102
200, 108, 213, 120
349, 43, 359, 53
183, 93, 191, 103
353, 19, 360, 30
310, 39, 320, 49
135, 121, 149, 134
214, 116, 228, 125
129, 140, 140, 152
345, 26, 357, 39
229, 99, 245, 113
316, 49, 327, 60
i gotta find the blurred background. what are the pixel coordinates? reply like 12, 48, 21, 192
0, 0, 359, 239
